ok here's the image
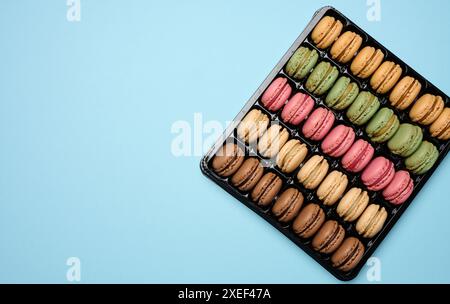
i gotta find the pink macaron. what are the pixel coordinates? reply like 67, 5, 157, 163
281, 92, 315, 125
382, 170, 414, 205
261, 77, 292, 112
361, 156, 395, 191
341, 139, 374, 173
302, 107, 335, 141
321, 125, 355, 157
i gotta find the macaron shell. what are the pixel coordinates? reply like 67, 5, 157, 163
331, 237, 365, 272
312, 220, 345, 254
261, 77, 292, 111
251, 172, 283, 207
350, 46, 384, 79
258, 125, 290, 158
341, 139, 374, 173
346, 91, 380, 126
387, 124, 423, 157
276, 139, 308, 173
321, 125, 356, 157
356, 204, 388, 238
389, 76, 422, 110
370, 61, 403, 94
361, 157, 395, 191
325, 76, 360, 110
430, 107, 450, 140
317, 171, 349, 206
365, 107, 400, 143
330, 31, 363, 63
237, 109, 270, 143
405, 141, 439, 175
285, 47, 319, 80
212, 143, 245, 177
231, 158, 264, 192
306, 62, 339, 95
292, 203, 326, 238
409, 94, 444, 125
281, 93, 315, 125
297, 155, 329, 190
302, 107, 336, 141
311, 16, 343, 49
382, 170, 414, 205
272, 188, 304, 223
337, 188, 369, 222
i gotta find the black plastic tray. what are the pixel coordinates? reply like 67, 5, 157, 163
200, 6, 450, 281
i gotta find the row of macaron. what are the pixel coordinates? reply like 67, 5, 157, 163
211, 144, 382, 272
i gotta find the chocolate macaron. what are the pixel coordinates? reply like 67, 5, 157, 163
293, 203, 326, 238
331, 237, 365, 272
212, 143, 245, 177
230, 158, 264, 192
312, 220, 345, 254
251, 172, 283, 207
272, 188, 304, 223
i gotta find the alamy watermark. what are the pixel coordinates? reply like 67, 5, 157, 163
67, 0, 81, 22
367, 0, 381, 22
66, 257, 81, 282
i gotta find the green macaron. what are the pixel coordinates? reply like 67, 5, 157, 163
387, 123, 423, 157
405, 141, 439, 175
305, 61, 339, 96
325, 76, 359, 110
346, 91, 380, 126
285, 47, 319, 80
366, 107, 400, 143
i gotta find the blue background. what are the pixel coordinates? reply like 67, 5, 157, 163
1, 0, 449, 283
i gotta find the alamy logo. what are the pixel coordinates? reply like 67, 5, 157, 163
66, 257, 81, 282
367, 0, 381, 22
366, 257, 382, 282
67, 0, 81, 22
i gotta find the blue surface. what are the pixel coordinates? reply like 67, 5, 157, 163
1, 0, 450, 283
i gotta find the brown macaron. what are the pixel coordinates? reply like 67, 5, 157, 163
272, 188, 304, 223
389, 76, 422, 110
251, 172, 283, 207
230, 158, 264, 192
331, 237, 365, 272
330, 31, 363, 63
350, 46, 384, 79
211, 143, 245, 177
311, 16, 344, 49
370, 61, 403, 94
409, 94, 444, 125
430, 107, 450, 140
292, 203, 325, 238
312, 220, 345, 254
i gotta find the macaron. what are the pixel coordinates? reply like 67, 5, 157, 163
285, 47, 319, 80
317, 170, 349, 206
325, 76, 360, 110
337, 187, 369, 222
370, 61, 403, 94
341, 139, 374, 173
230, 158, 264, 192
272, 188, 304, 223
355, 204, 388, 238
365, 107, 400, 143
280, 92, 315, 126
276, 139, 308, 173
292, 203, 325, 238
346, 91, 380, 126
211, 143, 245, 177
405, 141, 439, 175
251, 172, 283, 207
382, 170, 414, 205
311, 16, 343, 49
350, 46, 384, 79
261, 77, 292, 112
409, 94, 444, 125
361, 156, 395, 191
331, 237, 365, 272
387, 123, 423, 157
330, 31, 363, 64
258, 125, 290, 158
321, 125, 356, 157
312, 220, 345, 254
237, 109, 270, 144
302, 107, 335, 141
297, 155, 329, 190
305, 62, 339, 95
389, 76, 422, 110
430, 107, 450, 140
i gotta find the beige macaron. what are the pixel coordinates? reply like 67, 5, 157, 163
276, 139, 308, 173
409, 94, 444, 125
389, 76, 422, 110
311, 16, 344, 49
237, 109, 270, 143
257, 124, 289, 158
370, 61, 403, 94
350, 46, 384, 79
330, 31, 363, 63
297, 155, 329, 190
356, 204, 388, 238
430, 107, 450, 140
316, 171, 348, 206
336, 188, 369, 222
